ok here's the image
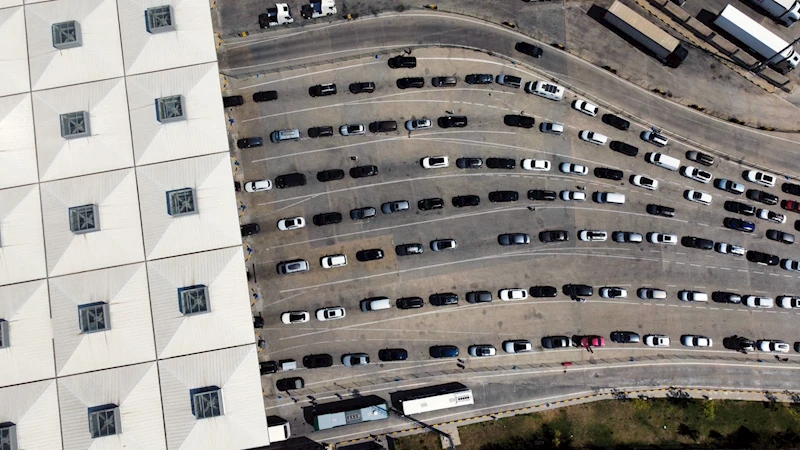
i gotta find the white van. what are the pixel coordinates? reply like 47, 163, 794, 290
579, 130, 608, 146
524, 81, 564, 101
320, 254, 347, 269
595, 192, 626, 204
270, 129, 301, 143
360, 297, 391, 312
647, 152, 680, 171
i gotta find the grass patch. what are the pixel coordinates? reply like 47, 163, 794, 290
392, 398, 800, 449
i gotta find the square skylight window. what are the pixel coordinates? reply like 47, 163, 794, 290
156, 95, 186, 123
69, 204, 99, 234
0, 423, 17, 450
78, 302, 110, 333
166, 188, 196, 216
87, 405, 120, 438
178, 285, 209, 315
146, 6, 175, 33
190, 387, 223, 419
60, 111, 91, 139
52, 21, 82, 50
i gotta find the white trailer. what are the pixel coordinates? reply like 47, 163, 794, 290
604, 1, 688, 67
749, 0, 800, 27
714, 4, 800, 73
399, 387, 474, 415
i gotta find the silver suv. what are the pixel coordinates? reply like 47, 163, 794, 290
276, 259, 310, 275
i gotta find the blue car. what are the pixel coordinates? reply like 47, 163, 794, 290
723, 217, 755, 233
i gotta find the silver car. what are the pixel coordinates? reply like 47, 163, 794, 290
341, 353, 370, 367
431, 239, 457, 251
381, 200, 410, 214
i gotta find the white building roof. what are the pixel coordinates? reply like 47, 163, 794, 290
0, 0, 22, 10
138, 153, 242, 261
32, 78, 134, 181
148, 247, 254, 359
0, 185, 47, 286
0, 7, 30, 96
25, 0, 124, 91
58, 362, 167, 450
159, 346, 269, 450
127, 63, 229, 166
41, 169, 145, 277
0, 280, 54, 387
0, 380, 63, 449
50, 263, 155, 376
0, 93, 38, 190
118, 0, 217, 75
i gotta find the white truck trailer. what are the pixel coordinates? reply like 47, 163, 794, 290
749, 0, 800, 27
604, 1, 688, 67
714, 4, 800, 73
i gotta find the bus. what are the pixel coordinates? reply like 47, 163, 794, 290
396, 383, 474, 415
310, 395, 389, 431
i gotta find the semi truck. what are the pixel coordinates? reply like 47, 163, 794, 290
749, 0, 800, 27
604, 1, 688, 67
714, 4, 800, 73
301, 0, 337, 19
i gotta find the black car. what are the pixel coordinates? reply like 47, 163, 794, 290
723, 217, 755, 233
237, 137, 263, 149
766, 229, 795, 244
724, 200, 756, 216
466, 291, 493, 303
646, 204, 675, 217
528, 189, 557, 201
308, 83, 337, 97
465, 73, 494, 84
350, 165, 378, 178
240, 223, 260, 236
594, 167, 623, 181
369, 120, 398, 133
275, 377, 304, 391
222, 95, 244, 107
302, 354, 333, 368
313, 212, 342, 226
747, 250, 779, 266
712, 291, 742, 304
488, 190, 519, 203
452, 195, 480, 207
253, 91, 278, 102
529, 286, 557, 298
429, 293, 458, 306
356, 249, 384, 261
782, 182, 800, 197
395, 243, 424, 256
498, 233, 530, 246
378, 348, 408, 361
515, 41, 543, 58
316, 169, 344, 182
541, 336, 571, 349
746, 189, 779, 206
686, 150, 715, 166
456, 157, 482, 169
349, 82, 375, 94
388, 55, 416, 69
609, 141, 639, 157
437, 116, 468, 128
504, 114, 535, 128
397, 77, 424, 89
726, 336, 755, 353
396, 297, 424, 309
610, 331, 640, 344
431, 76, 457, 87
418, 198, 444, 210
259, 361, 278, 375
602, 114, 630, 131
539, 230, 568, 242
308, 126, 334, 138
681, 236, 713, 250
429, 345, 459, 358
485, 158, 515, 169
350, 206, 377, 221
275, 173, 306, 188
563, 284, 593, 299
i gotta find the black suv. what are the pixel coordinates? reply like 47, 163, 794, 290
357, 249, 384, 261
488, 190, 519, 202
456, 157, 482, 168
609, 141, 639, 157
396, 297, 424, 309
253, 91, 278, 102
563, 284, 593, 300
529, 286, 557, 298
397, 77, 424, 89
681, 236, 713, 250
465, 73, 494, 84
746, 189, 779, 206
528, 190, 557, 201
395, 243, 423, 256
368, 120, 398, 133
240, 223, 260, 236
540, 230, 569, 242
429, 293, 459, 306
308, 83, 337, 97
316, 169, 344, 182
610, 331, 640, 344
437, 116, 468, 128
466, 291, 493, 303
515, 41, 543, 58
601, 114, 630, 130
783, 182, 800, 197
222, 95, 244, 107
349, 82, 375, 94
594, 167, 623, 180
275, 173, 306, 188
486, 158, 515, 169
308, 126, 334, 138
418, 198, 444, 210
350, 165, 378, 178
313, 212, 342, 226
302, 354, 333, 369
646, 204, 675, 217
724, 200, 756, 216
350, 207, 376, 221
746, 250, 779, 266
237, 137, 263, 149
452, 195, 480, 207
504, 114, 535, 128
388, 55, 416, 68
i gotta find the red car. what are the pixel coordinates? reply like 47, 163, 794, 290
580, 335, 606, 348
782, 200, 800, 213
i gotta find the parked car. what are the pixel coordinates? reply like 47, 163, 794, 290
309, 83, 337, 97
378, 348, 408, 361
498, 233, 530, 246
744, 295, 774, 308
631, 175, 659, 190
572, 99, 599, 116
222, 95, 244, 107
431, 239, 457, 251
686, 151, 714, 166
388, 55, 416, 68
240, 223, 260, 236
277, 217, 305, 231
437, 116, 468, 128
499, 288, 528, 301
542, 336, 571, 349
528, 190, 557, 201
757, 208, 786, 224
465, 73, 493, 84
466, 291, 493, 303
342, 353, 370, 367
747, 189, 779, 205
539, 230, 569, 242
613, 231, 643, 243
602, 114, 630, 130
684, 190, 712, 205
313, 212, 342, 226
522, 159, 551, 171
540, 122, 565, 135
715, 179, 745, 195
744, 170, 776, 188
579, 130, 608, 146
350, 206, 377, 221
766, 229, 795, 244
559, 162, 588, 175
681, 236, 713, 250
397, 297, 424, 309
349, 82, 375, 94
237, 137, 263, 149
418, 198, 444, 211
369, 120, 398, 133
646, 204, 675, 217
647, 232, 678, 245
486, 158, 515, 169
600, 287, 627, 298
356, 249, 384, 261
644, 334, 670, 347
397, 77, 424, 89
579, 230, 607, 242
503, 340, 533, 353
529, 286, 558, 297
381, 200, 410, 214
421, 156, 449, 169
429, 345, 459, 358
489, 190, 519, 202
563, 284, 593, 300
253, 91, 278, 102
515, 41, 543, 57
681, 166, 713, 184
281, 311, 310, 324
452, 195, 480, 207
244, 179, 272, 192
302, 354, 333, 368
395, 243, 424, 256
681, 335, 713, 348
350, 165, 378, 178
456, 157, 482, 169
715, 242, 746, 256
504, 114, 535, 128
746, 250, 779, 266
757, 340, 789, 353
340, 124, 365, 136
406, 119, 432, 131
725, 200, 756, 216
611, 331, 640, 344
594, 167, 623, 180
277, 260, 310, 275
782, 182, 800, 197
610, 141, 639, 156
712, 291, 742, 304
561, 190, 587, 201
429, 293, 459, 306
320, 254, 347, 269
723, 217, 755, 233
316, 169, 345, 182
496, 74, 522, 88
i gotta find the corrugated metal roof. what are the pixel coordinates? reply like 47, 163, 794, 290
0, 185, 47, 286
0, 380, 63, 449
0, 7, 30, 96
0, 94, 38, 190
0, 281, 54, 387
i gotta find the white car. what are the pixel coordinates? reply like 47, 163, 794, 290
281, 311, 310, 324
744, 170, 776, 188
572, 99, 599, 116
778, 296, 800, 309
339, 124, 365, 136
600, 287, 627, 299
647, 232, 677, 245
521, 159, 551, 171
681, 166, 713, 184
499, 288, 528, 301
244, 179, 273, 192
320, 254, 347, 268
468, 345, 497, 357
277, 216, 306, 231
681, 335, 712, 348
559, 162, 588, 175
684, 189, 712, 205
560, 190, 587, 201
782, 259, 800, 272
679, 290, 707, 302
578, 130, 608, 146
315, 306, 346, 321
405, 118, 432, 131
644, 334, 670, 347
756, 208, 786, 224
631, 175, 659, 190
715, 242, 745, 257
758, 340, 789, 353
579, 230, 607, 242
503, 340, 533, 353
342, 353, 370, 366
540, 122, 564, 134
421, 156, 449, 169
744, 295, 774, 308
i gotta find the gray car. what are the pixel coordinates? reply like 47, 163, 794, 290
276, 259, 309, 275
613, 231, 643, 243
381, 200, 410, 214
341, 353, 370, 367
